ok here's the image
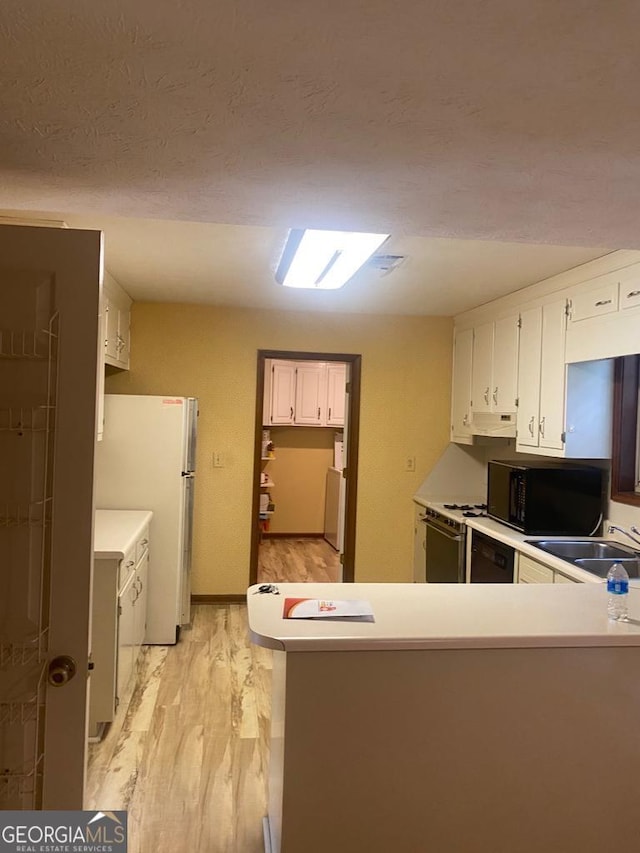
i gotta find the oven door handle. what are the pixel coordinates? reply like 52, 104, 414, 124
424, 520, 463, 542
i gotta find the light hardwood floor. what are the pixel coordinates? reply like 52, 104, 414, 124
258, 536, 341, 583
86, 605, 272, 853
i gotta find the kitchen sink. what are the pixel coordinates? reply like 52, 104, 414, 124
527, 539, 640, 561
524, 538, 640, 579
572, 558, 640, 579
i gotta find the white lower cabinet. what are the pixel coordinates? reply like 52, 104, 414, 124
90, 513, 151, 738
116, 569, 137, 706
413, 503, 427, 582
518, 554, 555, 584
518, 553, 579, 584
554, 571, 578, 584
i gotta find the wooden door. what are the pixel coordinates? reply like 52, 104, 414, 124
0, 224, 102, 809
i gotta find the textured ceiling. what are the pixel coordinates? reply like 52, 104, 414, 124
0, 210, 608, 315
2, 1, 640, 248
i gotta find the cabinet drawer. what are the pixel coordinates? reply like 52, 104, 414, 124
619, 279, 640, 311
118, 546, 136, 590
135, 525, 150, 563
554, 571, 578, 584
569, 280, 618, 322
518, 555, 554, 584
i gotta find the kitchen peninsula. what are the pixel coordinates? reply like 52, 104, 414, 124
249, 582, 640, 853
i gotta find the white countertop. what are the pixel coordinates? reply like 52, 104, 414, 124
94, 509, 153, 559
414, 496, 620, 584
247, 582, 640, 652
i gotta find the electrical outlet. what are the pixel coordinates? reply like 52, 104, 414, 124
213, 451, 224, 468
405, 456, 416, 472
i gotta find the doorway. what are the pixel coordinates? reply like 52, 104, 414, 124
250, 350, 361, 585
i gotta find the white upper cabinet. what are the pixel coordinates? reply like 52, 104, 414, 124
516, 298, 612, 458
103, 271, 132, 370
492, 316, 519, 413
515, 307, 543, 448
470, 317, 518, 415
566, 265, 640, 362
265, 360, 296, 425
516, 300, 566, 452
451, 327, 474, 444
470, 322, 493, 413
538, 299, 567, 451
326, 363, 347, 426
294, 362, 327, 425
263, 359, 347, 427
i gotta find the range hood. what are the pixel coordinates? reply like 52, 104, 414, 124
470, 412, 517, 438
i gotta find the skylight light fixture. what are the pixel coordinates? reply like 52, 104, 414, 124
276, 229, 390, 290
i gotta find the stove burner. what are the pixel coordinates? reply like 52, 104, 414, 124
443, 503, 473, 510
474, 503, 487, 510
463, 511, 486, 518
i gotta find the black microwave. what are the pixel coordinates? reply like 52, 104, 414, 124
487, 460, 604, 535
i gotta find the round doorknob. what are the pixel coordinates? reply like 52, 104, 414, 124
48, 655, 77, 687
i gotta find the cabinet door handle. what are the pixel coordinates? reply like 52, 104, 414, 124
484, 387, 490, 404
492, 387, 498, 405
626, 290, 640, 299
317, 407, 321, 419
125, 560, 135, 569
140, 538, 148, 547
528, 416, 535, 436
290, 406, 293, 419
539, 416, 546, 438
595, 299, 612, 307
328, 407, 332, 419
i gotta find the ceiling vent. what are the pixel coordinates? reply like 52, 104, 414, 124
367, 254, 406, 275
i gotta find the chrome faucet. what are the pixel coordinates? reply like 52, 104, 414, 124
608, 524, 640, 548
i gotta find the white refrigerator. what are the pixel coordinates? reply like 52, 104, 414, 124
94, 394, 198, 644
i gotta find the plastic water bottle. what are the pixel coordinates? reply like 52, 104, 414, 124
607, 562, 629, 621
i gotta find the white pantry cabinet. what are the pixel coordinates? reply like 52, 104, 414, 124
471, 316, 518, 415
263, 359, 346, 427
326, 363, 347, 426
450, 327, 474, 444
264, 360, 296, 425
294, 362, 327, 425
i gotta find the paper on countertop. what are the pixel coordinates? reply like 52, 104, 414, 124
283, 598, 375, 621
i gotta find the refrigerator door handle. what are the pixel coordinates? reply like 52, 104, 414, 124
185, 397, 198, 474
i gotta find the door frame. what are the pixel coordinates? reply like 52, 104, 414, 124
250, 350, 362, 585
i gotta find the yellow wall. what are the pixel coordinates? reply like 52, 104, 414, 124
105, 303, 453, 594
265, 427, 335, 534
